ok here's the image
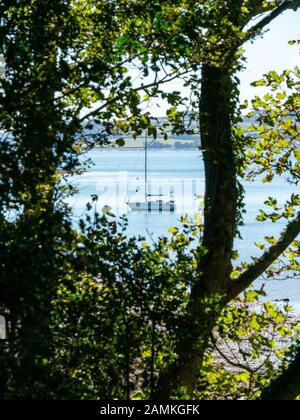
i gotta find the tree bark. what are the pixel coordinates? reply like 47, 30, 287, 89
153, 62, 239, 398
174, 63, 239, 393
198, 63, 238, 296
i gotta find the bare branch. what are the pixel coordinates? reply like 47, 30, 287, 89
227, 212, 300, 301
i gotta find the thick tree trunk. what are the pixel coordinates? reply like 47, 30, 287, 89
198, 63, 237, 295
154, 63, 239, 399
175, 63, 238, 393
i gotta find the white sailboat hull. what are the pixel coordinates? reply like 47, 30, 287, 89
128, 200, 176, 212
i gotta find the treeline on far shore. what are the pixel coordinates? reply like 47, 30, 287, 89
111, 139, 198, 149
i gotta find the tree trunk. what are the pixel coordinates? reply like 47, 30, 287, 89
198, 63, 238, 296
175, 63, 239, 393
154, 63, 239, 398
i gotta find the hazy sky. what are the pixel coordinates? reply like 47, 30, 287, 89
145, 9, 299, 117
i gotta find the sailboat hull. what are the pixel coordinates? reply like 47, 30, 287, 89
128, 200, 175, 212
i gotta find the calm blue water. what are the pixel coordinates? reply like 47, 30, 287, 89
68, 149, 300, 311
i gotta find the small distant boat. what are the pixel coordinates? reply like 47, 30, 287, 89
128, 196, 176, 212
127, 133, 176, 213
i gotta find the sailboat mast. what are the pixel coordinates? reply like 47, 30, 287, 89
145, 131, 148, 202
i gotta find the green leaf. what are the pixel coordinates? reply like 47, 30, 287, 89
168, 227, 179, 235
116, 138, 125, 147
251, 79, 267, 87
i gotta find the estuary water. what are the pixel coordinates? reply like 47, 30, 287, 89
68, 149, 300, 312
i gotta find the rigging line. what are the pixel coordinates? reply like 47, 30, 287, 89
128, 145, 143, 184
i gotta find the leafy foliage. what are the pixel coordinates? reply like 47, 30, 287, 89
245, 67, 300, 184
0, 0, 299, 401
197, 290, 298, 400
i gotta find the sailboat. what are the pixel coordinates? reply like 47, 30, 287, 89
127, 134, 176, 212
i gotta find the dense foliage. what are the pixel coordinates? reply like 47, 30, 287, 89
0, 0, 299, 400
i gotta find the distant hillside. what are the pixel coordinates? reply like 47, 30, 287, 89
82, 115, 257, 149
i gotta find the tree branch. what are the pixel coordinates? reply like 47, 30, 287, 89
244, 0, 300, 42
227, 212, 300, 301
247, 0, 280, 15
78, 67, 191, 124
260, 346, 300, 400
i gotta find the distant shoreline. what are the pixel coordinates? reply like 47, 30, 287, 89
93, 147, 200, 151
